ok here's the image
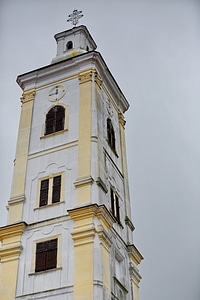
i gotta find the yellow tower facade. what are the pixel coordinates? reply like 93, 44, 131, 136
0, 24, 143, 300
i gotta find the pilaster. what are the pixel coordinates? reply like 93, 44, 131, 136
127, 244, 143, 300
68, 204, 114, 300
7, 89, 35, 224
0, 222, 26, 300
118, 112, 133, 244
75, 69, 94, 206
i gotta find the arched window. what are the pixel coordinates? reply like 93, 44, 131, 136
107, 118, 115, 151
45, 105, 65, 135
66, 41, 73, 50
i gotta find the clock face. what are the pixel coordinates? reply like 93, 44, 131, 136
48, 85, 66, 101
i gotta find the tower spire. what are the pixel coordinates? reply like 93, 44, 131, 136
67, 9, 83, 26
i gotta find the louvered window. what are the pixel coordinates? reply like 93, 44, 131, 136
111, 188, 120, 222
52, 175, 61, 203
107, 118, 116, 151
35, 239, 57, 272
39, 174, 62, 207
39, 179, 49, 206
45, 105, 65, 135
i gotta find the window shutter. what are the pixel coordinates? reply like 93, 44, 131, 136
107, 118, 115, 151
111, 188, 115, 216
110, 188, 120, 222
116, 195, 120, 222
35, 239, 57, 272
46, 239, 57, 270
52, 175, 61, 203
55, 106, 65, 132
39, 179, 49, 206
45, 105, 65, 135
35, 241, 46, 272
45, 108, 55, 135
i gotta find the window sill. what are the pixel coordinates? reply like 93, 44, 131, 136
29, 267, 62, 276
40, 129, 68, 139
34, 200, 65, 210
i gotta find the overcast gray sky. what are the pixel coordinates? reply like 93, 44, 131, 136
1, 1, 200, 299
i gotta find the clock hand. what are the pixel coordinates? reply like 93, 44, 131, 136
49, 91, 57, 96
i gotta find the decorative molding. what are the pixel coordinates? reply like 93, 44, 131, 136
127, 244, 144, 265
74, 176, 94, 188
0, 222, 26, 262
129, 262, 142, 284
125, 216, 135, 232
97, 225, 112, 250
71, 226, 96, 246
8, 194, 26, 206
26, 215, 70, 231
94, 71, 102, 88
68, 203, 99, 221
96, 205, 115, 229
0, 222, 26, 240
118, 112, 126, 128
28, 140, 78, 160
0, 243, 23, 263
96, 177, 108, 193
15, 285, 74, 299
16, 52, 129, 112
68, 204, 114, 248
20, 89, 36, 103
78, 69, 93, 84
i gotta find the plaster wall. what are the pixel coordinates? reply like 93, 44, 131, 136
29, 77, 79, 154
15, 218, 74, 299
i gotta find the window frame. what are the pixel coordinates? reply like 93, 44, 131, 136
45, 105, 65, 136
66, 40, 73, 50
35, 238, 58, 272
41, 104, 69, 138
36, 172, 64, 208
110, 187, 120, 223
107, 118, 116, 153
30, 235, 61, 275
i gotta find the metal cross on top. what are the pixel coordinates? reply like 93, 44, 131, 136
67, 9, 84, 27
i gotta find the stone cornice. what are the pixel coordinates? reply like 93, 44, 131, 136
94, 71, 102, 88
125, 216, 135, 232
16, 51, 129, 113
0, 222, 26, 262
8, 194, 26, 206
129, 263, 142, 284
74, 176, 94, 188
68, 204, 114, 249
118, 112, 126, 128
0, 222, 26, 240
78, 69, 93, 84
96, 205, 115, 229
20, 89, 36, 103
68, 204, 115, 228
127, 244, 144, 265
0, 243, 23, 262
96, 177, 108, 193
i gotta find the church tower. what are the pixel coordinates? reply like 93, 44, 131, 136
0, 13, 143, 300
